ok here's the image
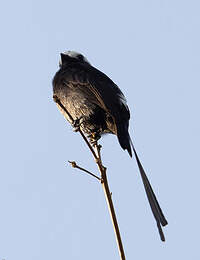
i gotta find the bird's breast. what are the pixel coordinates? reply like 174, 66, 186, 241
54, 83, 97, 121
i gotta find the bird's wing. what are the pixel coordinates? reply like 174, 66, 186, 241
56, 64, 132, 155
63, 64, 130, 122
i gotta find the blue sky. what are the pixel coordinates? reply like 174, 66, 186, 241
1, 0, 200, 259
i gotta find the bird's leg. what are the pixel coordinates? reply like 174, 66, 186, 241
72, 117, 84, 132
88, 131, 101, 147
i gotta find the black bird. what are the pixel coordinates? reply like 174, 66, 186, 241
53, 51, 168, 241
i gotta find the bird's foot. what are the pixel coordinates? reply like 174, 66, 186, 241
72, 117, 83, 132
88, 132, 101, 147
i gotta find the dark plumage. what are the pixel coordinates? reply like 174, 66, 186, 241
53, 51, 168, 241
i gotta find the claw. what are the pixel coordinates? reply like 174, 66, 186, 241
72, 117, 83, 132
88, 132, 101, 146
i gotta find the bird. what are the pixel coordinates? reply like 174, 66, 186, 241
52, 51, 168, 241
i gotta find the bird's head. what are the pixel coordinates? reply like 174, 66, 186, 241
59, 51, 90, 67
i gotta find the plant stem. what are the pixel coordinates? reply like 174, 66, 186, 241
54, 96, 126, 260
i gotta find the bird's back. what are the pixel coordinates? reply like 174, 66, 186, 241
53, 60, 132, 155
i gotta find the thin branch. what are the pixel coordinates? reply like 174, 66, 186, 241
94, 144, 126, 260
68, 161, 101, 181
78, 130, 98, 160
53, 95, 74, 123
53, 95, 98, 160
54, 96, 126, 260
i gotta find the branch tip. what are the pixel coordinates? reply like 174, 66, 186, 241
54, 97, 125, 259
53, 94, 59, 103
68, 161, 77, 168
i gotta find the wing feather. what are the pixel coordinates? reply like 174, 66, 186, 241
61, 63, 130, 123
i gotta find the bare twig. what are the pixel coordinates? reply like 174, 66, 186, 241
53, 95, 97, 160
94, 144, 126, 260
68, 161, 101, 181
54, 96, 126, 260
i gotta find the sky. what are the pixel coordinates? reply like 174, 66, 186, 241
1, 0, 200, 259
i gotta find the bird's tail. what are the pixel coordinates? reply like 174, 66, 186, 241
116, 122, 133, 157
116, 123, 167, 240
129, 138, 168, 241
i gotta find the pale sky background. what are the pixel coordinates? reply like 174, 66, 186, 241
1, 0, 200, 259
